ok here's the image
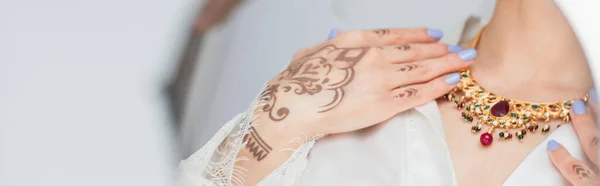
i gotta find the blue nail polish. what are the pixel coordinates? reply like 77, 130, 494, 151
445, 73, 461, 85
573, 100, 586, 115
547, 140, 560, 151
427, 28, 444, 39
458, 48, 477, 61
448, 45, 463, 53
589, 88, 598, 102
327, 29, 339, 40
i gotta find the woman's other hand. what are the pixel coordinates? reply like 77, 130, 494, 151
547, 95, 600, 186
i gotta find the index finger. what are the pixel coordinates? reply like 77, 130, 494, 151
570, 99, 600, 169
547, 140, 600, 185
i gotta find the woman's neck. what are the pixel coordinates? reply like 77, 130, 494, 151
470, 0, 593, 102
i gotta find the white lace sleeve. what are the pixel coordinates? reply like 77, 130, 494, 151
178, 85, 320, 186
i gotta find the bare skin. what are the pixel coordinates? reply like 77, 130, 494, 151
439, 0, 594, 185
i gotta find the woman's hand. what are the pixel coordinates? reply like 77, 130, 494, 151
235, 28, 475, 186
258, 28, 476, 136
547, 97, 600, 186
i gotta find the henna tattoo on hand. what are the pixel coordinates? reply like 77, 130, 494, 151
396, 45, 411, 51
374, 29, 390, 37
573, 164, 594, 180
393, 88, 418, 98
396, 64, 418, 72
242, 127, 272, 161
260, 45, 370, 121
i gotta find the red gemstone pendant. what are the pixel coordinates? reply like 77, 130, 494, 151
491, 100, 510, 117
480, 133, 493, 146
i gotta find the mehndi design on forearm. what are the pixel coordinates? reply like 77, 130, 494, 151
259, 45, 369, 121
242, 127, 272, 161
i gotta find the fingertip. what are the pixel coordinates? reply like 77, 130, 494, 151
458, 48, 477, 61
427, 28, 444, 40
445, 72, 461, 85
328, 28, 339, 40
547, 139, 560, 152
546, 139, 572, 162
572, 100, 586, 115
448, 45, 464, 53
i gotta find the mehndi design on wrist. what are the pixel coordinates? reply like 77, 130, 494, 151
242, 127, 272, 161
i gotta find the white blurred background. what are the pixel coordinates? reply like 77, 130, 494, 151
0, 0, 598, 186
0, 0, 200, 185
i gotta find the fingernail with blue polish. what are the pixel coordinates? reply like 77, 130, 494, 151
547, 140, 560, 151
427, 28, 444, 39
573, 100, 586, 115
445, 73, 461, 85
328, 29, 339, 40
459, 48, 477, 61
448, 45, 463, 53
589, 88, 598, 102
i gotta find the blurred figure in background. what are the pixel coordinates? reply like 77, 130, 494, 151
169, 0, 244, 122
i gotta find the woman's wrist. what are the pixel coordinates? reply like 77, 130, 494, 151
249, 113, 317, 151
233, 115, 317, 185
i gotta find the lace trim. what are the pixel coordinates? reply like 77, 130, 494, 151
259, 134, 323, 186
198, 84, 268, 186
180, 84, 322, 186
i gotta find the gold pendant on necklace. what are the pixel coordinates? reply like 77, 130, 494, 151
445, 70, 588, 147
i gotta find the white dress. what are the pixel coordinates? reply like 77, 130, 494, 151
179, 99, 585, 186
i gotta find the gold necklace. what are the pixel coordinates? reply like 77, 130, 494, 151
446, 29, 588, 147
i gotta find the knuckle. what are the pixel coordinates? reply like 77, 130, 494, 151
427, 80, 450, 96
413, 89, 431, 103
416, 27, 429, 35
444, 54, 456, 63
364, 47, 381, 61
416, 64, 430, 76
435, 43, 450, 54
341, 30, 367, 42
409, 47, 421, 59
427, 85, 443, 96
373, 47, 384, 57
591, 137, 599, 148
563, 158, 581, 170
